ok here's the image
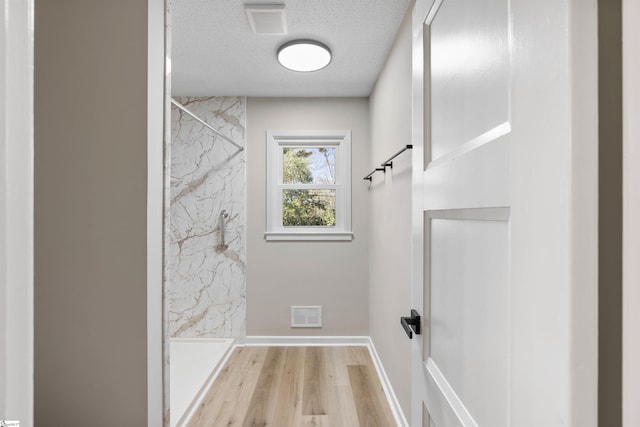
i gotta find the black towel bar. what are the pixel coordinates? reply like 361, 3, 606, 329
363, 144, 413, 181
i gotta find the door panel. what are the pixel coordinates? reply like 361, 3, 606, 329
430, 217, 509, 427
425, 0, 511, 424
430, 0, 509, 161
416, 0, 512, 425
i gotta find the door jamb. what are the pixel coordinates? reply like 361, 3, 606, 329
622, 0, 640, 424
147, 0, 166, 425
0, 0, 34, 425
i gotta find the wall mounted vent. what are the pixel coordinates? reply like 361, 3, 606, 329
244, 4, 287, 35
291, 306, 322, 328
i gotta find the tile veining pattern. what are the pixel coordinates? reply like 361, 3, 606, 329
169, 96, 246, 338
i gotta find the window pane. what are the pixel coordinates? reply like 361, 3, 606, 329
283, 147, 336, 184
282, 189, 336, 226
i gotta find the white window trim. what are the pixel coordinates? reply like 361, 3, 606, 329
266, 130, 352, 241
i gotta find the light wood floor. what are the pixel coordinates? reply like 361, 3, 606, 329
187, 346, 397, 427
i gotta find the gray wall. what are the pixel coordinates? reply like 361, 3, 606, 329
34, 0, 149, 424
368, 9, 413, 418
598, 0, 622, 424
246, 98, 370, 336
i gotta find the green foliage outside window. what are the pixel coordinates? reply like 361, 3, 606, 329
282, 148, 336, 227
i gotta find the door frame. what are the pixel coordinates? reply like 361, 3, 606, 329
623, 0, 640, 424
0, 0, 34, 425
409, 2, 427, 425
147, 0, 166, 425
1, 0, 166, 425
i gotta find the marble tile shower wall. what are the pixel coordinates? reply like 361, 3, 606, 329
169, 96, 246, 338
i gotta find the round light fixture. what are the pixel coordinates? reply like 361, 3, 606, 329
277, 40, 332, 72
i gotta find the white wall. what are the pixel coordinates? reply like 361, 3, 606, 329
0, 0, 34, 425
623, 0, 640, 424
368, 8, 413, 419
34, 0, 154, 424
246, 98, 370, 336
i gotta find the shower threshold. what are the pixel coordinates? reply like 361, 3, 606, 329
170, 338, 235, 427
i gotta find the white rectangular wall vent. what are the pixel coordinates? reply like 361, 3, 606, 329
244, 4, 287, 35
291, 306, 322, 328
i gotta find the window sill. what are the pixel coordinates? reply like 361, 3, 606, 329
264, 232, 353, 241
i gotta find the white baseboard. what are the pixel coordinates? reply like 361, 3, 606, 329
243, 335, 370, 346
366, 337, 410, 427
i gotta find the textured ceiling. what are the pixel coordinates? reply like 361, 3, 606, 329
171, 0, 412, 97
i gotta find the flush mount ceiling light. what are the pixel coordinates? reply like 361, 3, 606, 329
277, 40, 332, 72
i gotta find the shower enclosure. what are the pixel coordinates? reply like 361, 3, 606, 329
166, 96, 246, 425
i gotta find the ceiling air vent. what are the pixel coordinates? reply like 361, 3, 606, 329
244, 4, 287, 35
291, 306, 322, 328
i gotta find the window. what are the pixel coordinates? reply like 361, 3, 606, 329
266, 130, 352, 241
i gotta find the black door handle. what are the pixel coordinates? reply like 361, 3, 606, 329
400, 309, 421, 339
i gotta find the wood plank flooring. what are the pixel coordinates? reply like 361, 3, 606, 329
187, 346, 397, 427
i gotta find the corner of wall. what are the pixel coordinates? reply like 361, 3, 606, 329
366, 4, 414, 419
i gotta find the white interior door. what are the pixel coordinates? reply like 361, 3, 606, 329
410, 0, 599, 426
